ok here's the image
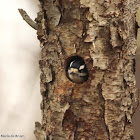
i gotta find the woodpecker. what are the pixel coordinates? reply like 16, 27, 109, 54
67, 60, 88, 84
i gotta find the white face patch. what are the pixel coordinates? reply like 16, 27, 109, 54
70, 61, 75, 67
79, 64, 85, 70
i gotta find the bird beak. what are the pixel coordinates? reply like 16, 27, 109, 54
69, 68, 78, 73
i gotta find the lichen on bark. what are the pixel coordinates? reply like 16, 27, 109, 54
19, 0, 139, 140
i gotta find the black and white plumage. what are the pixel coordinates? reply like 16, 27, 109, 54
67, 60, 88, 84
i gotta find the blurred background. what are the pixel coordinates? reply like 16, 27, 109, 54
0, 0, 41, 140
0, 1, 139, 140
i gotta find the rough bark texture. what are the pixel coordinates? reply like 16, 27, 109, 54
33, 0, 139, 140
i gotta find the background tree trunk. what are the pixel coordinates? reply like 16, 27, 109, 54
33, 0, 139, 140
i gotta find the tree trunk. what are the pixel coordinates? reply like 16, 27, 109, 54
32, 0, 139, 140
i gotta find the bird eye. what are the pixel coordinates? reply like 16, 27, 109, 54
79, 69, 85, 73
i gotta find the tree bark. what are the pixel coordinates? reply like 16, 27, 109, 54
28, 0, 140, 140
